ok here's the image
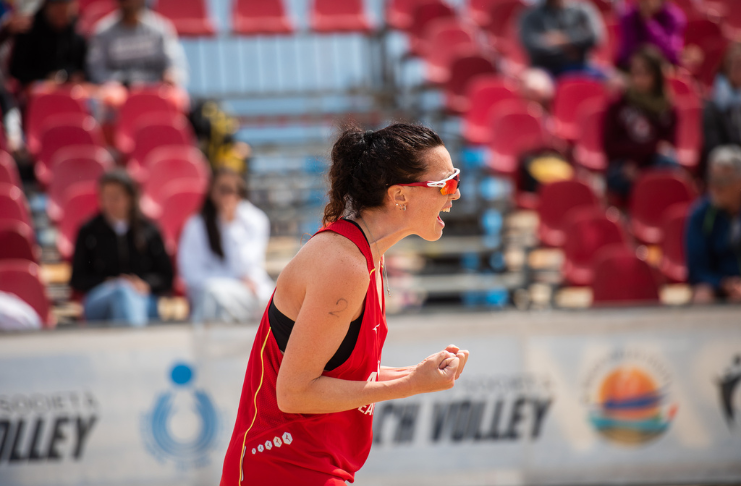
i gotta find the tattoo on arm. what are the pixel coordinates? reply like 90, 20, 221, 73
328, 298, 348, 318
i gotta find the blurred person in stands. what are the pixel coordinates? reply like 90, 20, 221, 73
704, 44, 741, 163
86, 0, 187, 87
70, 169, 173, 326
519, 0, 604, 78
178, 168, 273, 323
604, 47, 678, 200
616, 0, 685, 70
687, 145, 741, 304
9, 0, 87, 87
0, 2, 32, 155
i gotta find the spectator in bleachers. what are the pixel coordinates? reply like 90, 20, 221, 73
687, 146, 741, 304
70, 169, 173, 326
703, 43, 741, 162
178, 168, 273, 323
9, 0, 86, 87
86, 0, 187, 87
604, 47, 678, 200
519, 0, 604, 78
616, 0, 685, 70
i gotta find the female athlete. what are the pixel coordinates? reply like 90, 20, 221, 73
221, 123, 469, 485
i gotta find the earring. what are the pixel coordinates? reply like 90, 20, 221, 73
396, 204, 406, 211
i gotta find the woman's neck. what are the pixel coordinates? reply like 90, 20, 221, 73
355, 210, 410, 264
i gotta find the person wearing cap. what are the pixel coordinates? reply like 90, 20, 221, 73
86, 0, 187, 87
9, 0, 87, 87
686, 145, 741, 304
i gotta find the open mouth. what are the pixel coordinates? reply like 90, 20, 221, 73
437, 207, 450, 226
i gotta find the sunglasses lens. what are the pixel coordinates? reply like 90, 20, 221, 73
441, 178, 459, 195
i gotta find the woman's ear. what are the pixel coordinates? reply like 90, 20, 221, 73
387, 186, 407, 206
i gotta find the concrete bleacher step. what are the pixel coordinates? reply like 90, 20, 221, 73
555, 284, 693, 309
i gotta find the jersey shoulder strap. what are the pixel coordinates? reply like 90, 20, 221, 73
313, 219, 374, 273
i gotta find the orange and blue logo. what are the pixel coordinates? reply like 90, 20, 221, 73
588, 366, 677, 446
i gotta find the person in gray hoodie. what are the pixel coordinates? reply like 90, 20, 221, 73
86, 0, 187, 87
519, 0, 604, 78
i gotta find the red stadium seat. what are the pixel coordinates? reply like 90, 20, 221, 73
659, 203, 691, 283
232, 0, 294, 35
35, 114, 104, 188
467, 0, 505, 28
386, 0, 439, 31
0, 260, 55, 328
445, 49, 498, 113
675, 104, 703, 171
47, 146, 114, 224
485, 0, 526, 40
552, 77, 608, 142
115, 88, 182, 155
25, 88, 88, 156
157, 180, 207, 255
683, 19, 729, 88
561, 207, 629, 286
461, 75, 520, 145
725, 1, 741, 38
408, 1, 456, 56
311, 0, 372, 33
487, 106, 548, 177
591, 245, 660, 305
629, 170, 697, 244
0, 221, 39, 263
154, 0, 216, 36
593, 19, 619, 66
57, 182, 100, 262
423, 18, 477, 84
0, 150, 21, 188
140, 146, 209, 220
0, 183, 33, 227
573, 100, 608, 172
667, 75, 701, 109
672, 0, 705, 20
537, 179, 600, 247
78, 0, 117, 35
128, 114, 196, 182
586, 0, 613, 17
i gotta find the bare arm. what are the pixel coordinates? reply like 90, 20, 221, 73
276, 238, 467, 414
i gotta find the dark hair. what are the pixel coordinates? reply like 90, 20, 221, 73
630, 46, 668, 98
323, 122, 444, 225
98, 169, 145, 251
201, 167, 247, 260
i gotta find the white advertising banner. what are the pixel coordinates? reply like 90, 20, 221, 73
0, 307, 740, 486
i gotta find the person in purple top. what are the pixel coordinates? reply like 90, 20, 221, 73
617, 0, 686, 69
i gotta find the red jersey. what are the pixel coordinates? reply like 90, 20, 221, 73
221, 220, 388, 486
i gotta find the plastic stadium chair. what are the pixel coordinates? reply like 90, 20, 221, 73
485, 0, 526, 40
667, 75, 701, 109
78, 0, 117, 35
586, 0, 613, 17
683, 19, 729, 88
561, 207, 629, 286
671, 0, 705, 20
659, 203, 691, 283
57, 182, 100, 261
47, 146, 114, 224
423, 18, 477, 84
0, 221, 39, 263
35, 114, 104, 188
128, 114, 196, 182
726, 1, 741, 38
629, 170, 697, 244
573, 100, 608, 172
591, 245, 660, 304
386, 0, 439, 31
408, 1, 456, 56
0, 260, 55, 328
232, 0, 293, 35
467, 0, 505, 28
0, 150, 21, 188
537, 179, 600, 247
462, 76, 520, 144
593, 19, 619, 67
25, 89, 88, 156
311, 0, 372, 33
140, 146, 210, 219
552, 77, 608, 142
157, 180, 207, 255
154, 0, 216, 36
487, 107, 548, 177
445, 49, 498, 114
115, 89, 181, 155
675, 104, 703, 172
0, 183, 33, 227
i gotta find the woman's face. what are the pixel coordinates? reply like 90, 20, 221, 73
99, 182, 132, 222
210, 173, 242, 218
629, 56, 656, 95
397, 145, 461, 242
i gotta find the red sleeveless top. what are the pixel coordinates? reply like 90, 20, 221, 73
220, 220, 388, 485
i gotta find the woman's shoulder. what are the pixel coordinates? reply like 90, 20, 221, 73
294, 231, 370, 281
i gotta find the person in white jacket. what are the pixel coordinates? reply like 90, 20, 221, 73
178, 168, 273, 323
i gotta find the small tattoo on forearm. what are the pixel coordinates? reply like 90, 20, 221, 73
329, 298, 348, 317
